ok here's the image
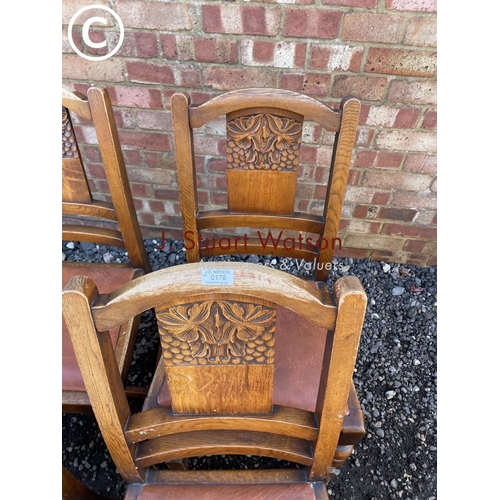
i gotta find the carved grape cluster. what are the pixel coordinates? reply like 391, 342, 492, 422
62, 107, 79, 159
157, 300, 276, 366
226, 113, 302, 171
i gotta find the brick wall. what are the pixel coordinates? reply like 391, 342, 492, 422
62, 0, 437, 266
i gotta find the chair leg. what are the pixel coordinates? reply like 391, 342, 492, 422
331, 444, 354, 469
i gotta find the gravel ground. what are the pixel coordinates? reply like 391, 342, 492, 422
62, 238, 437, 499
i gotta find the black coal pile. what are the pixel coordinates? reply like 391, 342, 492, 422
62, 238, 437, 499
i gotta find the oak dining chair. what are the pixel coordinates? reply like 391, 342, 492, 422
62, 261, 367, 498
62, 85, 151, 413
172, 88, 360, 282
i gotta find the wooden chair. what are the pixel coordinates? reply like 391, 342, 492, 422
62, 261, 367, 498
62, 86, 152, 412
172, 89, 360, 281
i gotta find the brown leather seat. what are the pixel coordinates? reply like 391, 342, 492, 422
62, 264, 140, 392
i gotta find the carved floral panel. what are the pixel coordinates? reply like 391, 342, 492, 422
62, 107, 79, 159
226, 113, 302, 171
156, 300, 276, 366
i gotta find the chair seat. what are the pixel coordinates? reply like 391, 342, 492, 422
127, 482, 324, 500
62, 263, 139, 392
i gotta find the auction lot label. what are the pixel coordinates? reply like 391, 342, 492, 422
201, 269, 234, 285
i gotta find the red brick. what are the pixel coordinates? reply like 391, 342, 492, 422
204, 67, 276, 91
284, 9, 342, 39
160, 34, 178, 60
178, 68, 202, 88
344, 233, 404, 252
187, 92, 215, 106
118, 131, 171, 152
381, 223, 436, 239
62, 55, 124, 82
422, 110, 437, 129
116, 0, 193, 30
404, 154, 436, 174
404, 16, 437, 46
353, 204, 379, 219
309, 45, 363, 72
138, 211, 155, 227
348, 169, 362, 186
394, 107, 421, 128
278, 73, 331, 97
130, 183, 151, 198
303, 123, 322, 145
135, 32, 158, 57
113, 109, 135, 129
358, 104, 370, 125
323, 0, 377, 6
374, 152, 405, 169
372, 191, 391, 205
346, 186, 383, 204
403, 239, 427, 253
202, 5, 280, 35
366, 105, 399, 127
340, 219, 378, 233
386, 0, 437, 12
353, 150, 376, 168
85, 163, 106, 180
333, 75, 387, 101
299, 145, 318, 164
211, 192, 228, 206
144, 152, 176, 170
355, 128, 375, 147
193, 136, 226, 156
81, 145, 101, 163
365, 47, 437, 77
392, 191, 436, 210
108, 86, 164, 109
378, 207, 416, 222
314, 185, 328, 200
387, 80, 437, 105
126, 167, 175, 186
137, 110, 172, 132
376, 130, 436, 153
208, 159, 227, 173
343, 13, 404, 43
242, 40, 307, 69
123, 149, 142, 166
413, 210, 437, 226
364, 170, 432, 191
251, 0, 315, 4
62, 0, 100, 24
85, 30, 107, 56
195, 37, 239, 64
127, 61, 175, 85
154, 188, 181, 202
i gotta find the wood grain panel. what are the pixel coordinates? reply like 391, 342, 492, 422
228, 170, 297, 215
166, 364, 273, 414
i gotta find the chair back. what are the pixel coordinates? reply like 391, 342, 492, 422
62, 86, 150, 272
172, 89, 360, 281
